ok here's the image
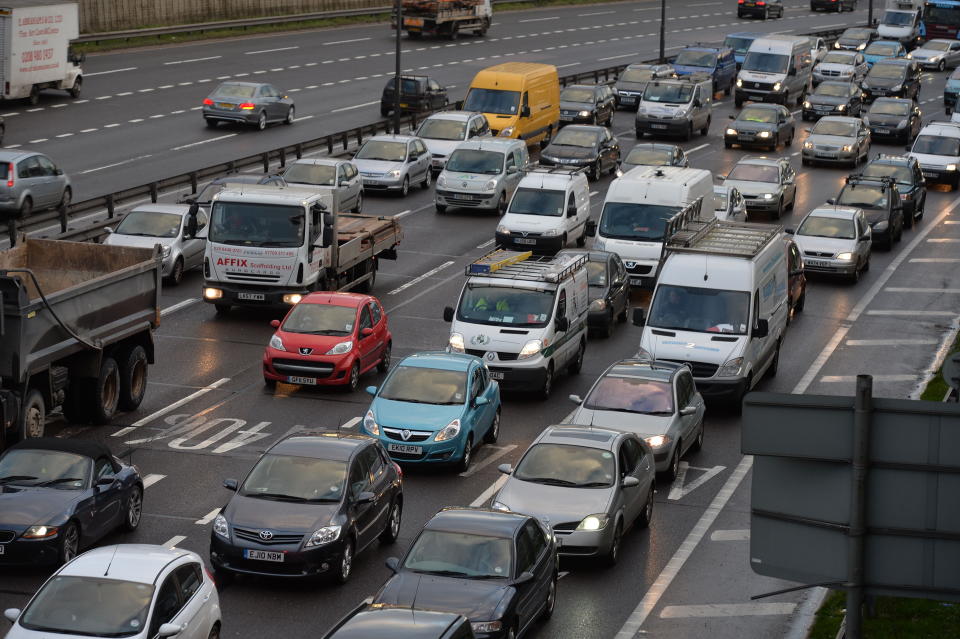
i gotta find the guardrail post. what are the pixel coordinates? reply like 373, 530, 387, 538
189, 172, 198, 194
227, 160, 236, 173
341, 132, 348, 152
106, 194, 115, 218
410, 114, 417, 131
327, 135, 334, 155
261, 153, 269, 173
278, 149, 286, 169
5, 217, 16, 247
59, 205, 68, 233
295, 143, 303, 159
149, 183, 158, 203
356, 128, 363, 147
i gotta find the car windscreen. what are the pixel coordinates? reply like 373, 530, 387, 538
586, 260, 607, 286
868, 100, 910, 116
821, 52, 856, 65
20, 576, 154, 637
727, 163, 779, 183
599, 202, 680, 241
674, 50, 717, 68
923, 40, 952, 52
552, 128, 599, 148
843, 28, 873, 39
724, 36, 755, 54
882, 11, 913, 25
355, 140, 407, 162
213, 83, 256, 99
815, 83, 852, 98
445, 149, 503, 175
812, 120, 857, 137
457, 284, 555, 328
281, 303, 356, 336
561, 88, 595, 103
742, 51, 788, 74
737, 107, 777, 124
114, 211, 181, 238
861, 163, 912, 185
624, 147, 672, 166
912, 134, 960, 156
0, 450, 91, 489
240, 454, 346, 502
584, 375, 675, 414
620, 68, 655, 82
798, 215, 857, 240
643, 83, 693, 103
283, 163, 336, 186
404, 530, 512, 578
379, 365, 468, 405
463, 88, 520, 115
648, 284, 751, 335
837, 185, 888, 209
713, 191, 729, 211
508, 188, 566, 216
868, 64, 905, 80
210, 201, 303, 248
514, 443, 616, 487
417, 118, 468, 141
865, 43, 899, 56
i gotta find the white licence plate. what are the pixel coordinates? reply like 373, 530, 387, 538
0, 545, 4, 555
238, 292, 265, 301
629, 277, 645, 286
489, 371, 505, 380
816, 153, 837, 159
651, 124, 668, 129
875, 128, 890, 134
514, 238, 537, 245
387, 443, 423, 454
245, 549, 284, 562
560, 115, 573, 121
621, 97, 635, 103
805, 260, 830, 267
288, 376, 317, 385
923, 171, 938, 178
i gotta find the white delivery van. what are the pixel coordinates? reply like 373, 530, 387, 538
908, 122, 960, 189
495, 166, 591, 254
633, 219, 789, 408
589, 166, 713, 289
735, 35, 813, 108
878, 0, 924, 46
443, 249, 589, 399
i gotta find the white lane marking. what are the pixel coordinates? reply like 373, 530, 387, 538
161, 298, 200, 316
324, 37, 372, 45
910, 258, 960, 263
164, 56, 221, 65
104, 123, 120, 127
598, 53, 637, 61
28, 138, 48, 143
55, 133, 73, 138
171, 133, 237, 151
710, 529, 750, 542
163, 535, 187, 549
142, 474, 166, 488
866, 310, 955, 316
116, 91, 132, 96
80, 128, 97, 133
886, 287, 960, 293
660, 603, 797, 618
944, 220, 960, 224
79, 154, 152, 175
3, 144, 20, 148
579, 10, 614, 15
195, 508, 220, 525
51, 103, 67, 108
590, 190, 599, 196
519, 16, 559, 22
85, 67, 137, 76
389, 261, 455, 295
667, 462, 688, 500
556, 63, 581, 68
687, 143, 710, 153
470, 474, 509, 507
340, 416, 362, 430
460, 444, 517, 478
245, 46, 299, 54
927, 238, 960, 242
113, 377, 231, 437
1, 112, 17, 116
820, 375, 918, 383
476, 239, 495, 249
614, 456, 753, 639
129, 118, 144, 123
846, 338, 938, 346
668, 464, 725, 500
330, 100, 379, 113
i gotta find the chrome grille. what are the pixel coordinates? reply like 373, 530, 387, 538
804, 251, 834, 258
233, 527, 304, 545
225, 271, 281, 283
383, 427, 432, 443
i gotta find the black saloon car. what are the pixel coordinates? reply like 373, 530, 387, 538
210, 432, 403, 584
324, 604, 475, 639
559, 84, 616, 126
0, 438, 143, 565
861, 154, 926, 226
618, 142, 689, 174
832, 175, 904, 250
381, 75, 449, 116
834, 27, 876, 51
558, 249, 629, 338
862, 97, 922, 143
861, 59, 921, 101
539, 124, 620, 181
375, 507, 559, 639
737, 0, 784, 19
724, 103, 795, 150
802, 81, 864, 119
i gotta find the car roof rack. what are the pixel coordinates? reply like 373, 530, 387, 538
666, 218, 782, 259
467, 249, 587, 283
524, 165, 588, 176
846, 174, 897, 186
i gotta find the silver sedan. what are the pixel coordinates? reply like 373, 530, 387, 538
801, 116, 871, 167
280, 159, 363, 213
202, 81, 295, 130
103, 204, 206, 285
493, 424, 655, 566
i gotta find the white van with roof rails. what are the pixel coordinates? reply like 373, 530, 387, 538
495, 166, 591, 253
633, 218, 789, 408
735, 35, 813, 108
443, 249, 589, 399
907, 121, 960, 189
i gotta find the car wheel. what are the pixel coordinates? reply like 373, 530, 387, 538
28, 85, 40, 106
353, 191, 363, 213
542, 576, 558, 619
863, 255, 870, 272
665, 443, 681, 482
940, 59, 947, 72
850, 263, 861, 284
775, 197, 783, 220
569, 340, 585, 375
735, 96, 744, 108
600, 310, 614, 338
69, 76, 82, 99
208, 625, 221, 639
436, 203, 447, 214
264, 377, 277, 391
205, 118, 219, 128
786, 129, 794, 146
421, 168, 432, 190
496, 191, 507, 216
591, 159, 602, 181
168, 257, 184, 286
701, 116, 711, 136
505, 625, 518, 639
19, 196, 32, 218
724, 140, 733, 149
576, 226, 587, 247
456, 435, 473, 473
81, 356, 119, 425
347, 362, 360, 393
767, 340, 781, 378
796, 291, 805, 312
256, 111, 267, 131
604, 521, 623, 566
636, 484, 655, 528
484, 408, 501, 444
285, 106, 295, 125
399, 176, 409, 197
123, 484, 143, 531
334, 538, 354, 584
540, 364, 554, 400
118, 345, 148, 411
19, 389, 45, 439
377, 342, 391, 373
684, 123, 693, 141
58, 521, 79, 565
379, 500, 402, 544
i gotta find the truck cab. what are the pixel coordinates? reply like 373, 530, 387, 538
878, 0, 926, 46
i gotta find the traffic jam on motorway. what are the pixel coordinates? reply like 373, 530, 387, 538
1, 0, 960, 637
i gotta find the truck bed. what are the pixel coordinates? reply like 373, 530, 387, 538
336, 214, 402, 271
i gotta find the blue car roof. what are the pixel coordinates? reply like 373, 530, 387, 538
396, 351, 478, 371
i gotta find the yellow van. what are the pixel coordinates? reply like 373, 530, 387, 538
463, 62, 560, 147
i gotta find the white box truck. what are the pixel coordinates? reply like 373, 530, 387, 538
878, 0, 925, 47
0, 1, 83, 103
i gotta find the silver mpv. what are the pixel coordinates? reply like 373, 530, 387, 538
0, 151, 71, 218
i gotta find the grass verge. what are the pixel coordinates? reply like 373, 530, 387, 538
809, 590, 960, 639
919, 328, 960, 401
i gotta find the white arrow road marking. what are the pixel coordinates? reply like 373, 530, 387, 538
668, 464, 725, 500
142, 474, 166, 488
163, 535, 186, 549
211, 421, 274, 454
195, 509, 221, 525
114, 378, 230, 438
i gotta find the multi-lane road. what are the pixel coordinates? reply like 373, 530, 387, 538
3, 2, 960, 639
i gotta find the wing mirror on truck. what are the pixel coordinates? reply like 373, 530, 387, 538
632, 308, 646, 327
585, 220, 597, 237
443, 306, 455, 322
555, 316, 570, 332
520, 106, 531, 118
753, 318, 769, 339
184, 202, 200, 238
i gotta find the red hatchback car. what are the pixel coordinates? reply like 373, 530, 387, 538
263, 292, 392, 391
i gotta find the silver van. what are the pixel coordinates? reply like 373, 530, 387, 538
735, 35, 813, 108
435, 138, 529, 215
635, 73, 714, 140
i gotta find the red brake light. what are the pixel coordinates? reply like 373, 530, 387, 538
204, 566, 216, 585
738, 0, 744, 3
756, 1, 765, 4
6, 163, 14, 188
239, 102, 255, 110
393, 462, 403, 478
203, 98, 213, 106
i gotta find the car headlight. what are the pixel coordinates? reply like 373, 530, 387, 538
736, 78, 743, 87
874, 220, 889, 231
326, 341, 353, 355
269, 334, 286, 351
449, 332, 465, 353
435, 419, 461, 442
496, 224, 510, 235
897, 119, 908, 128
578, 110, 591, 117
725, 128, 738, 136
481, 179, 496, 191
758, 131, 771, 139
589, 298, 607, 312
203, 287, 223, 300
305, 525, 341, 547
472, 621, 503, 634
763, 193, 774, 200
773, 82, 782, 92
836, 252, 855, 261
22, 525, 59, 539
857, 43, 866, 50
363, 410, 380, 436
577, 514, 609, 531
518, 339, 542, 360
644, 434, 671, 449
837, 104, 846, 111
161, 246, 172, 258
213, 514, 229, 539
541, 228, 561, 237
804, 141, 814, 149
636, 346, 652, 360
803, 101, 811, 109
388, 169, 401, 178
717, 357, 744, 377
282, 293, 303, 305
437, 175, 446, 187
890, 85, 902, 92
842, 145, 853, 152
499, 126, 515, 137
947, 164, 958, 172
612, 86, 619, 94
834, 41, 841, 49
906, 53, 913, 59
491, 501, 511, 512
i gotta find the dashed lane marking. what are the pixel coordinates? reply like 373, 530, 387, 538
195, 509, 220, 525
821, 375, 918, 383
164, 56, 221, 65
142, 474, 166, 488
470, 474, 509, 507
85, 66, 137, 76
460, 445, 517, 479
660, 603, 797, 618
846, 338, 938, 346
389, 261, 455, 295
163, 535, 187, 549
710, 529, 750, 541
245, 46, 299, 55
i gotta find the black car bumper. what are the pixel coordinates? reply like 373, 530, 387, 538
0, 536, 61, 566
725, 131, 777, 147
210, 533, 346, 578
539, 157, 592, 171
867, 124, 910, 141
863, 88, 907, 102
735, 88, 788, 105
803, 105, 849, 119
488, 365, 548, 392
559, 113, 595, 125
695, 377, 749, 402
495, 232, 564, 254
919, 167, 960, 187
737, 8, 768, 17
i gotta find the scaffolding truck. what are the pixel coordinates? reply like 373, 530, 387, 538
394, 0, 493, 39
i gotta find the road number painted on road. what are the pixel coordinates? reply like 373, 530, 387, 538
126, 414, 275, 454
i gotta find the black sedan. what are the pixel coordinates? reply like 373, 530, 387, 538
618, 142, 688, 175
539, 125, 620, 181
861, 154, 926, 227
324, 604, 474, 639
832, 175, 904, 250
724, 103, 795, 151
375, 507, 559, 639
210, 432, 403, 584
558, 249, 630, 338
863, 97, 922, 143
834, 27, 876, 51
0, 438, 143, 566
380, 75, 449, 116
559, 84, 615, 126
802, 81, 864, 119
861, 59, 921, 101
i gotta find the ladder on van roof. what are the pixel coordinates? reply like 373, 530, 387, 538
467, 248, 586, 283
666, 218, 782, 258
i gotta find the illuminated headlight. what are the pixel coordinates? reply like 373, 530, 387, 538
499, 126, 515, 137
874, 220, 889, 231
437, 175, 446, 187
282, 293, 303, 305
615, 169, 624, 177
203, 287, 223, 300
541, 228, 561, 237
906, 53, 913, 59
837, 104, 846, 111
636, 346, 652, 360
471, 621, 503, 634
644, 434, 670, 449
435, 419, 461, 442
612, 86, 619, 94
757, 131, 771, 139
161, 246, 172, 258
803, 101, 811, 109
842, 145, 853, 152
834, 41, 841, 49
857, 43, 866, 50
496, 224, 510, 235
326, 341, 353, 355
578, 110, 591, 117
213, 514, 229, 539
22, 525, 58, 539
577, 514, 609, 531
589, 298, 607, 312
491, 501, 511, 512
947, 164, 958, 172
388, 169, 401, 178
518, 339, 543, 360
836, 252, 855, 262
363, 410, 380, 436
804, 141, 814, 149
717, 357, 744, 377
773, 82, 782, 92
725, 128, 738, 136
305, 525, 341, 547
449, 332, 465, 353
736, 78, 743, 87
269, 334, 286, 351
763, 193, 774, 200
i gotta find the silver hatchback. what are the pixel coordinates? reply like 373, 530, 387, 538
103, 204, 207, 285
353, 134, 432, 197
0, 151, 71, 217
280, 159, 364, 213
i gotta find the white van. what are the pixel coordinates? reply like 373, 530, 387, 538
633, 219, 788, 408
907, 122, 960, 189
495, 166, 591, 254
443, 249, 590, 399
736, 35, 813, 108
589, 166, 713, 289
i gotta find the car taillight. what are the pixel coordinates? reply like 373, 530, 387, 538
393, 462, 403, 478
203, 98, 213, 106
204, 566, 216, 585
756, 0, 765, 4
239, 102, 255, 110
6, 163, 13, 188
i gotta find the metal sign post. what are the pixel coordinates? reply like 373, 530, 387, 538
658, 0, 666, 64
394, 0, 402, 135
846, 375, 872, 639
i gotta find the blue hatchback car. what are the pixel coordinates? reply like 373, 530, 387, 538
362, 352, 501, 472
863, 40, 906, 68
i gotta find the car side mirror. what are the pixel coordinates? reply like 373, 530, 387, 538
693, 99, 702, 108
158, 624, 184, 638
513, 571, 535, 586
567, 206, 577, 218
223, 478, 238, 491
788, 67, 797, 76
753, 318, 769, 339
860, 232, 870, 241
55, 168, 64, 176
826, 198, 836, 205
270, 319, 281, 328
520, 106, 531, 118
790, 269, 803, 276
361, 327, 375, 337
728, 114, 735, 120
366, 385, 378, 396
585, 220, 597, 237
104, 227, 113, 234
569, 394, 583, 404
443, 306, 454, 322
498, 463, 513, 475
4, 609, 20, 624
621, 476, 640, 488
717, 174, 726, 181
385, 557, 400, 573
555, 316, 570, 332
474, 395, 490, 407
680, 406, 698, 416
184, 205, 199, 239
507, 165, 519, 174
96, 476, 115, 487
632, 308, 646, 327
784, 228, 795, 235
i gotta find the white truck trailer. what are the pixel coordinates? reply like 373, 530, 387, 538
0, 1, 83, 103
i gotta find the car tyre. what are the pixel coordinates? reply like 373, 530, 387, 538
353, 191, 363, 213
604, 521, 623, 567
850, 263, 861, 284
19, 389, 45, 439
379, 499, 402, 544
599, 310, 614, 338
636, 484, 655, 528
19, 196, 32, 219
691, 419, 705, 452
264, 377, 277, 390
347, 361, 361, 393
214, 303, 231, 316
285, 106, 295, 125
256, 111, 267, 131
168, 257, 185, 286
334, 538, 354, 585
456, 435, 473, 473
484, 408, 501, 444
208, 625, 221, 639
542, 576, 558, 620
88, 357, 120, 425
421, 168, 432, 190
58, 521, 79, 565
205, 118, 219, 128
540, 363, 554, 400
399, 176, 410, 197
69, 77, 82, 99
576, 227, 587, 247
939, 59, 947, 72
701, 116, 710, 137
796, 291, 805, 312
569, 340, 585, 375
123, 484, 143, 532
376, 342, 392, 374
436, 203, 447, 214
118, 345, 148, 411
665, 443, 681, 482
591, 159, 602, 181
767, 340, 781, 378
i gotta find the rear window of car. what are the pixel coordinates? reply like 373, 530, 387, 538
214, 84, 256, 99
0, 163, 7, 180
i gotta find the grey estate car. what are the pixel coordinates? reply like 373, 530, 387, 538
202, 81, 295, 130
0, 150, 71, 217
281, 159, 364, 213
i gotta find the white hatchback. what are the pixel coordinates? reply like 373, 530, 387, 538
3, 545, 222, 639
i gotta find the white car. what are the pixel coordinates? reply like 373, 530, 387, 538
813, 50, 869, 85
3, 544, 221, 639
414, 111, 491, 173
104, 205, 206, 286
712, 184, 746, 221
788, 205, 871, 283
